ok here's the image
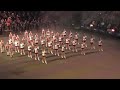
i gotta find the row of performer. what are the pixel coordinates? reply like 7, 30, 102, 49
0, 29, 103, 64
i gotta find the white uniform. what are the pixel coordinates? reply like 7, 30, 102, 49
73, 40, 76, 46
15, 41, 18, 47
59, 37, 62, 42
42, 51, 46, 56
35, 39, 38, 44
28, 45, 32, 51
69, 33, 72, 38
41, 39, 45, 45
42, 30, 44, 34
75, 35, 78, 40
29, 36, 32, 41
63, 31, 66, 36
83, 36, 87, 42
9, 39, 12, 45
34, 47, 39, 54
62, 46, 65, 52
81, 43, 84, 49
20, 43, 24, 49
55, 44, 58, 50
98, 40, 102, 46
90, 38, 94, 44
66, 39, 69, 44
47, 31, 50, 36
48, 42, 52, 47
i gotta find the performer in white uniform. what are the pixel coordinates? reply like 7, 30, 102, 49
9, 44, 14, 57
82, 33, 87, 47
81, 42, 85, 55
72, 39, 77, 52
42, 49, 47, 64
65, 38, 70, 50
5, 42, 9, 56
90, 35, 95, 49
24, 30, 28, 40
0, 40, 5, 53
61, 44, 66, 59
14, 39, 20, 53
27, 43, 32, 58
34, 45, 40, 61
20, 41, 25, 55
41, 38, 45, 51
9, 32, 12, 39
48, 40, 53, 54
54, 43, 59, 56
58, 35, 62, 47
98, 38, 103, 51
74, 32, 79, 45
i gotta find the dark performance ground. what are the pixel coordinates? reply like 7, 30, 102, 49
0, 27, 120, 79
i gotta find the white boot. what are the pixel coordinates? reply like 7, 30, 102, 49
42, 60, 44, 63
45, 60, 47, 64
76, 49, 78, 52
30, 55, 32, 58
64, 55, 66, 59
38, 57, 40, 61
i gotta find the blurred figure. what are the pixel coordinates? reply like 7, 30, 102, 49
98, 38, 103, 51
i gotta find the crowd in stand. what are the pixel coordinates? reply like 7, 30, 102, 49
0, 11, 43, 34
83, 11, 120, 31
1, 11, 120, 35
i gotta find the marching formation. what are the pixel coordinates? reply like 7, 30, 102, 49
0, 29, 103, 64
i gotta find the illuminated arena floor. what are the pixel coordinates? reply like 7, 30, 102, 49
0, 28, 120, 79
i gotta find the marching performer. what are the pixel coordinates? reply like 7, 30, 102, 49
51, 30, 54, 37
58, 35, 62, 47
74, 32, 79, 45
42, 49, 47, 64
34, 45, 40, 61
16, 35, 20, 41
52, 35, 56, 49
12, 34, 16, 45
42, 28, 45, 37
61, 44, 66, 59
81, 42, 85, 55
20, 40, 25, 55
41, 38, 45, 51
98, 38, 103, 51
48, 40, 53, 54
9, 43, 14, 57
29, 31, 33, 37
0, 40, 5, 53
27, 43, 32, 58
22, 36, 26, 43
65, 38, 70, 50
5, 42, 9, 56
29, 34, 33, 46
62, 29, 66, 37
34, 37, 39, 46
9, 32, 12, 39
45, 36, 49, 47
24, 30, 28, 39
46, 29, 50, 37
82, 33, 87, 47
54, 43, 59, 56
90, 35, 95, 49
34, 33, 38, 39
14, 38, 20, 53
72, 39, 77, 52
69, 31, 73, 41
